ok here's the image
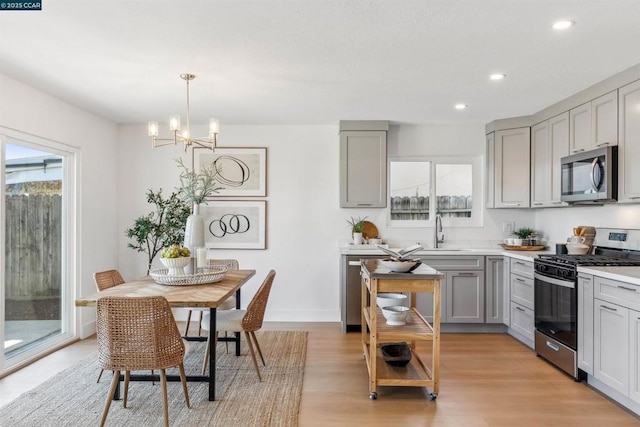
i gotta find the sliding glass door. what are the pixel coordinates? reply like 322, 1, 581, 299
1, 134, 76, 372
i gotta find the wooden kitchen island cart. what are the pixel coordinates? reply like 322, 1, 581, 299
361, 259, 443, 400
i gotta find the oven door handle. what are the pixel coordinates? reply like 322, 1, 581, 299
534, 272, 575, 289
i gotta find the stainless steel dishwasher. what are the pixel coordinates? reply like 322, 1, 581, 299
341, 255, 384, 332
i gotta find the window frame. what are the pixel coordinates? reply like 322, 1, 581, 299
387, 155, 483, 228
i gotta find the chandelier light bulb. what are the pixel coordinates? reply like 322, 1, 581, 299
490, 73, 506, 81
209, 118, 220, 138
148, 121, 158, 137
169, 115, 181, 131
553, 20, 575, 30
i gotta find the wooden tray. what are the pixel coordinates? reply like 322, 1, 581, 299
499, 244, 547, 251
361, 221, 378, 239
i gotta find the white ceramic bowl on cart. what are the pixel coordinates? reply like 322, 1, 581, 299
381, 305, 410, 326
379, 259, 419, 273
376, 293, 408, 309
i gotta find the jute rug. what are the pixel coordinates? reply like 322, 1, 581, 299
0, 330, 307, 426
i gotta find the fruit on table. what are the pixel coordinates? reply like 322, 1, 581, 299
160, 244, 191, 258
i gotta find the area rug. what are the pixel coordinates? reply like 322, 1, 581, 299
0, 330, 307, 426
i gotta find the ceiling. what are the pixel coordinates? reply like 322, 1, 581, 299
1, 1, 639, 126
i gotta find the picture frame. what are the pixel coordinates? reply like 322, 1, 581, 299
201, 200, 267, 249
193, 146, 267, 197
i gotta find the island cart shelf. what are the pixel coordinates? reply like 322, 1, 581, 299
361, 259, 444, 400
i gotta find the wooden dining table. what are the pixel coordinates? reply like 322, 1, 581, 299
75, 269, 256, 401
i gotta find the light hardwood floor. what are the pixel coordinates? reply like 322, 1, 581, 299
1, 323, 638, 426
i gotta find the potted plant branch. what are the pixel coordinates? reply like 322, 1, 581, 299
125, 189, 191, 274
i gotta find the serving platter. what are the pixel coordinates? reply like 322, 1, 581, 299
499, 244, 547, 251
150, 266, 228, 286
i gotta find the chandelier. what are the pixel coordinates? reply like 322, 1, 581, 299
147, 73, 219, 152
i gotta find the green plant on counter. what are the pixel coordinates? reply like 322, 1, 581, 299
513, 227, 535, 239
346, 216, 367, 233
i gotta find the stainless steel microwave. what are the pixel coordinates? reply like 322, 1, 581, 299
560, 146, 618, 204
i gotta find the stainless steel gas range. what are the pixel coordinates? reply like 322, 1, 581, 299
533, 228, 640, 380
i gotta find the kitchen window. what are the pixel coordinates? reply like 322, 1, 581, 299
388, 156, 482, 227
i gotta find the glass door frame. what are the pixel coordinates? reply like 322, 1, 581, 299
0, 128, 79, 375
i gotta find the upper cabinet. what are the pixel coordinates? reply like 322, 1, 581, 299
339, 121, 388, 208
570, 90, 618, 154
618, 80, 640, 203
485, 132, 495, 208
531, 112, 569, 208
487, 127, 531, 208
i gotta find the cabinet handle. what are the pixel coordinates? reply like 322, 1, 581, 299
571, 148, 585, 154
596, 142, 610, 147
617, 285, 638, 292
503, 203, 521, 207
552, 201, 565, 205
601, 305, 617, 312
533, 202, 543, 206
514, 261, 525, 266
515, 277, 526, 283
457, 272, 476, 276
356, 203, 372, 206
628, 196, 640, 200
516, 306, 525, 312
348, 261, 361, 266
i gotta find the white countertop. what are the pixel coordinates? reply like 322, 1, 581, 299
339, 246, 552, 262
577, 265, 640, 286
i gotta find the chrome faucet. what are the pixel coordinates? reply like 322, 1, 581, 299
434, 214, 445, 248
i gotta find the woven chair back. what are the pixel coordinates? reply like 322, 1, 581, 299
207, 259, 239, 271
242, 270, 276, 332
93, 269, 125, 291
96, 296, 185, 371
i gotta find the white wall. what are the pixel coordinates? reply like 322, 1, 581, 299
0, 74, 120, 338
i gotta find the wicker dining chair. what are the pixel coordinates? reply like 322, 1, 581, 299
93, 269, 126, 383
96, 296, 190, 427
184, 259, 239, 339
201, 270, 276, 380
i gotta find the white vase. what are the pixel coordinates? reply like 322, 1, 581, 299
184, 204, 205, 250
353, 232, 363, 245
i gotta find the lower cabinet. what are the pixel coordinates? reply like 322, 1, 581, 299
510, 301, 534, 342
577, 274, 594, 375
446, 271, 485, 323
594, 298, 629, 395
631, 314, 640, 404
485, 256, 505, 324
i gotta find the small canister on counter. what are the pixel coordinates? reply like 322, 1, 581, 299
556, 243, 568, 255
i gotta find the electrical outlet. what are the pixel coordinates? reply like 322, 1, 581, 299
502, 221, 515, 234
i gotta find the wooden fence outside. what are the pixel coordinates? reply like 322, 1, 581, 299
390, 195, 472, 220
5, 194, 62, 299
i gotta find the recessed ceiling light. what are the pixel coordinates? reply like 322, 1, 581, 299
455, 104, 467, 110
553, 20, 575, 30
490, 73, 506, 81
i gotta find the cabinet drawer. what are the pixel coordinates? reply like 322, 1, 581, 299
510, 258, 534, 279
510, 274, 534, 310
594, 276, 640, 312
510, 302, 534, 341
420, 256, 484, 270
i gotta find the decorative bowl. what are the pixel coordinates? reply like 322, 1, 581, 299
379, 259, 420, 273
376, 293, 408, 309
381, 305, 410, 326
160, 256, 191, 276
566, 243, 589, 255
380, 342, 412, 367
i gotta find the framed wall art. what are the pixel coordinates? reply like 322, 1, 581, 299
201, 200, 267, 249
193, 146, 267, 197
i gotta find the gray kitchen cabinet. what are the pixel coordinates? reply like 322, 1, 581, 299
570, 90, 618, 154
485, 132, 495, 208
618, 80, 640, 203
490, 127, 531, 208
339, 124, 388, 208
508, 258, 534, 348
631, 314, 640, 405
577, 274, 594, 376
530, 112, 569, 208
510, 301, 534, 342
594, 298, 629, 395
415, 256, 484, 323
485, 256, 505, 324
446, 270, 485, 323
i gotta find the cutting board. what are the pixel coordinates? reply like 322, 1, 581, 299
361, 221, 378, 239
